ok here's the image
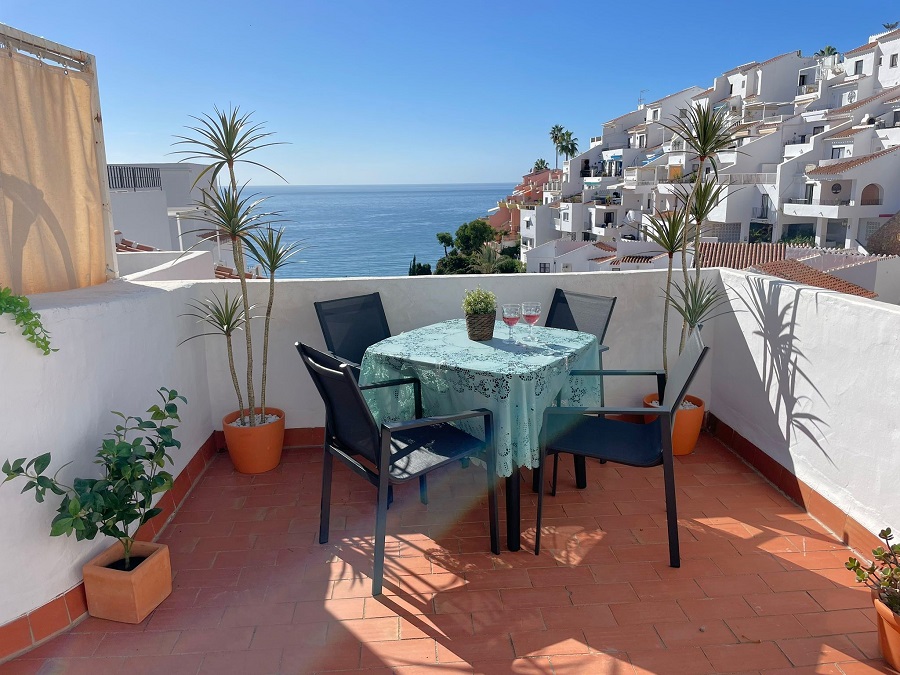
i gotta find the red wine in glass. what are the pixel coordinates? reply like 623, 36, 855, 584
521, 302, 541, 342
501, 304, 521, 342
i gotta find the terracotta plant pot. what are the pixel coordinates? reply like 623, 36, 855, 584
642, 394, 705, 456
873, 596, 900, 671
466, 312, 496, 341
222, 407, 285, 474
82, 541, 171, 623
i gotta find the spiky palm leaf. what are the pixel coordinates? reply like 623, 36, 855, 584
533, 158, 549, 172
549, 125, 565, 169
172, 106, 286, 188
661, 104, 737, 181
557, 130, 579, 161
181, 292, 254, 424
245, 228, 306, 413
663, 277, 733, 335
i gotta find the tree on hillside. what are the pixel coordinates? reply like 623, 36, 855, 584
884, 22, 899, 30
408, 255, 432, 276
436, 231, 454, 256
435, 252, 474, 275
557, 130, 579, 161
814, 45, 838, 57
549, 125, 565, 169
454, 219, 495, 255
494, 257, 524, 274
471, 245, 498, 274
532, 158, 549, 172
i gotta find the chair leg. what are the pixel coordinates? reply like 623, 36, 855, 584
535, 446, 546, 555
661, 430, 680, 568
574, 456, 588, 489
531, 467, 541, 493
419, 476, 428, 505
550, 452, 559, 497
318, 448, 333, 545
485, 454, 500, 556
372, 473, 391, 596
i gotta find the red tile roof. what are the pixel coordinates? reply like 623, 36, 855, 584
845, 42, 878, 55
697, 242, 787, 269
752, 259, 877, 298
758, 50, 799, 67
692, 87, 714, 100
646, 87, 701, 107
826, 85, 900, 116
807, 145, 900, 175
116, 238, 156, 252
594, 241, 616, 252
828, 127, 868, 138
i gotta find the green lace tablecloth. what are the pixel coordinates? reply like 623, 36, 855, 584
359, 319, 603, 477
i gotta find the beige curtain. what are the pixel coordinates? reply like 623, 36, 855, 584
0, 50, 106, 295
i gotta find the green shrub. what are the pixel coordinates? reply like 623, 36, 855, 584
462, 288, 496, 315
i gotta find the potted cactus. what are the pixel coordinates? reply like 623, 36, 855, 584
846, 528, 900, 670
462, 288, 496, 341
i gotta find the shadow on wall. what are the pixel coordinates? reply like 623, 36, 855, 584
731, 275, 830, 463
0, 172, 75, 293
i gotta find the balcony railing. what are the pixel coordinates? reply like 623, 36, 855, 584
717, 173, 776, 185
543, 181, 562, 192
751, 207, 772, 220
786, 197, 854, 206
796, 84, 819, 96
107, 165, 162, 191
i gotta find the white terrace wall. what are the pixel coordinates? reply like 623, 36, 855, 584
712, 268, 900, 540
3, 267, 900, 626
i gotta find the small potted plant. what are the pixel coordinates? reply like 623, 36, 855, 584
846, 528, 900, 670
462, 288, 497, 341
1, 388, 186, 623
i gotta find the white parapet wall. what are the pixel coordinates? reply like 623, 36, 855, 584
1, 267, 899, 626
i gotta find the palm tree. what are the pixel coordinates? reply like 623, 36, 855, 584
884, 22, 899, 31
549, 125, 565, 169
532, 158, 549, 172
642, 208, 687, 372
471, 244, 499, 274
814, 45, 838, 57
557, 130, 579, 161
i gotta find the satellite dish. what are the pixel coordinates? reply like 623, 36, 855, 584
847, 91, 857, 103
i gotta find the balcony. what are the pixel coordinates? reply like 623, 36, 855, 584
107, 165, 162, 191
796, 84, 819, 97
751, 207, 773, 221
1, 270, 896, 673
718, 173, 776, 185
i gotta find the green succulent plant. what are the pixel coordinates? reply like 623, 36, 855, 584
462, 288, 496, 315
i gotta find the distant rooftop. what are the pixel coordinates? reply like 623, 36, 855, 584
752, 259, 878, 299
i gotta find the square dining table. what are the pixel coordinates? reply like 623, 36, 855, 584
359, 318, 606, 551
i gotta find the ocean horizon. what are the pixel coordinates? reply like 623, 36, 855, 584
260, 183, 517, 279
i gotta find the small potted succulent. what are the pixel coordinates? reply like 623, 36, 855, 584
1, 388, 186, 623
462, 288, 497, 341
846, 528, 900, 670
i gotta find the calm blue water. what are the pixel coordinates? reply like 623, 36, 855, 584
260, 183, 515, 278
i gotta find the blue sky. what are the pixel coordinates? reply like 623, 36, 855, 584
2, 1, 893, 185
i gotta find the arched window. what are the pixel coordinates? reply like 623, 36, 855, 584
861, 183, 883, 206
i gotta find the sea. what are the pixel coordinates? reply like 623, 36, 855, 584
260, 183, 516, 278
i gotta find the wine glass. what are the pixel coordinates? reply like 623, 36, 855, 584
501, 304, 521, 342
521, 302, 541, 342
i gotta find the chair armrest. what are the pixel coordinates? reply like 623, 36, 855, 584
383, 408, 492, 433
544, 405, 670, 420
569, 369, 665, 378
361, 377, 422, 418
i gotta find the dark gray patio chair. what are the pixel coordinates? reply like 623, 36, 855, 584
314, 292, 391, 376
539, 289, 617, 492
533, 329, 709, 567
296, 342, 500, 596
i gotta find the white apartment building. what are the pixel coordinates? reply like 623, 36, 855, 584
526, 30, 900, 274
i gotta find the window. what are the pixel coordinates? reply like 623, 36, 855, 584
679, 108, 688, 118
651, 108, 660, 121
798, 74, 807, 86
831, 147, 844, 160
854, 60, 863, 75
892, 54, 899, 67
831, 183, 843, 194
812, 125, 824, 135
638, 135, 646, 148
539, 263, 550, 273
562, 212, 569, 221
729, 83, 734, 95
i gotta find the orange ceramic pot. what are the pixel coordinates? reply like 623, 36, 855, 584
873, 596, 900, 671
642, 394, 705, 456
222, 407, 285, 474
82, 541, 171, 623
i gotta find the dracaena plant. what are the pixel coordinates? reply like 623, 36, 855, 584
172, 106, 291, 426
1, 388, 186, 569
847, 528, 900, 614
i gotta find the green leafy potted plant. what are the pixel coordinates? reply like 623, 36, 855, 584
1, 388, 186, 623
847, 528, 900, 670
174, 106, 296, 474
0, 286, 56, 355
462, 288, 496, 341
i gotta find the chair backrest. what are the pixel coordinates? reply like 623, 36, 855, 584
545, 289, 617, 343
296, 342, 381, 463
314, 292, 391, 365
661, 329, 709, 414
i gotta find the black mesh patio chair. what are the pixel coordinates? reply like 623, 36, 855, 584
296, 342, 500, 596
314, 292, 392, 377
534, 329, 709, 567
539, 289, 617, 492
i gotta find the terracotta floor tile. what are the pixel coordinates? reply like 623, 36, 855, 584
725, 614, 810, 642
829, 661, 898, 674
702, 642, 793, 672
119, 653, 204, 675
629, 645, 716, 674
9, 437, 890, 674
775, 634, 866, 666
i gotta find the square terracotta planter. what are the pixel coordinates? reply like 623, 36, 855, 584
82, 541, 172, 624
